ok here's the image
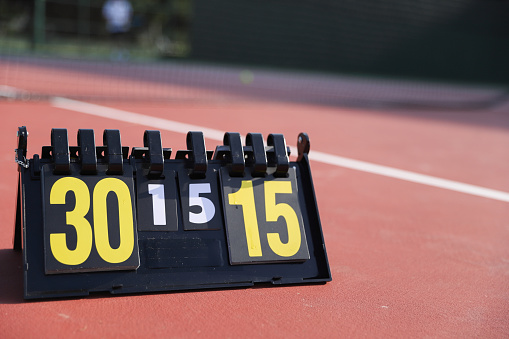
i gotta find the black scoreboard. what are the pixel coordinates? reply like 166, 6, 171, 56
14, 127, 331, 299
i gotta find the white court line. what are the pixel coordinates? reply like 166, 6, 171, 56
50, 97, 226, 142
50, 96, 509, 203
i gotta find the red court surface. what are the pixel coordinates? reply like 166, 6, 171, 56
1, 63, 509, 338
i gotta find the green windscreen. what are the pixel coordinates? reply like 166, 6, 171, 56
1, 0, 508, 104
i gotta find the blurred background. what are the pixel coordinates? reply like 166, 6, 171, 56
1, 0, 191, 59
1, 0, 508, 102
2, 3, 509, 337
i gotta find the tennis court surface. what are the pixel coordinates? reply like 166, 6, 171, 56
1, 57, 508, 337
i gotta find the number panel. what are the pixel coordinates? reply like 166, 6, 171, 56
177, 167, 223, 231
42, 164, 140, 274
136, 166, 178, 232
220, 167, 310, 264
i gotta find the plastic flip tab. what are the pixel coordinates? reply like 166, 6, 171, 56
245, 132, 267, 176
186, 131, 208, 178
51, 128, 70, 174
143, 130, 164, 177
267, 133, 289, 177
103, 129, 123, 174
78, 129, 97, 174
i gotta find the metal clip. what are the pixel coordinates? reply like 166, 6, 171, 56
15, 150, 29, 168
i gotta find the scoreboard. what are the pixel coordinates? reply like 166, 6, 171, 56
14, 127, 331, 299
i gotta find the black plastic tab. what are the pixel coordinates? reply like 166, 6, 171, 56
15, 126, 28, 169
186, 131, 207, 178
143, 130, 164, 176
103, 129, 123, 174
245, 133, 267, 176
223, 132, 245, 176
297, 132, 310, 162
77, 129, 97, 174
51, 128, 70, 174
212, 145, 229, 162
267, 133, 289, 177
31, 154, 41, 178
131, 148, 172, 160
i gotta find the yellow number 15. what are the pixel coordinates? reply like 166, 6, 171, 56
228, 181, 301, 258
49, 177, 135, 265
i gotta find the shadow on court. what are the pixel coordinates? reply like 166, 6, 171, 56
0, 249, 24, 304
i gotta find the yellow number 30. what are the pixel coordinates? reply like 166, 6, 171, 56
49, 177, 135, 265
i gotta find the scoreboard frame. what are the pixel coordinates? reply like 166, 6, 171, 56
14, 127, 331, 299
